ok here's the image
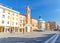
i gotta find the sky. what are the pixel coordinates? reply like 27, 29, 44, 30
0, 0, 60, 25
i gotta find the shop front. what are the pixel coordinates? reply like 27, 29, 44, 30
0, 26, 4, 32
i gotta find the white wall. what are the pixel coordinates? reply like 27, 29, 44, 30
0, 6, 20, 27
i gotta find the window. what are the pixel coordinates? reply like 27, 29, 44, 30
16, 14, 18, 16
8, 11, 10, 14
2, 15, 5, 18
2, 20, 4, 24
8, 16, 10, 19
20, 20, 22, 23
12, 22, 14, 25
16, 22, 18, 25
16, 18, 18, 20
7, 21, 9, 24
20, 24, 21, 26
12, 17, 14, 20
33, 24, 34, 26
12, 13, 14, 16
23, 20, 26, 23
23, 24, 25, 26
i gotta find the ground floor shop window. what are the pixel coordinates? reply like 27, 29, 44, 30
2, 27, 4, 32
20, 29, 22, 32
15, 28, 18, 32
26, 27, 27, 32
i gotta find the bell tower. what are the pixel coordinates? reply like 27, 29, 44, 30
25, 6, 31, 32
25, 6, 30, 24
25, 6, 30, 14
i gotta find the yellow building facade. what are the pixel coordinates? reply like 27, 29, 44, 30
45, 22, 50, 30
30, 18, 38, 31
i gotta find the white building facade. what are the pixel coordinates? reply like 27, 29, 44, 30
38, 16, 45, 31
0, 4, 20, 32
0, 4, 38, 33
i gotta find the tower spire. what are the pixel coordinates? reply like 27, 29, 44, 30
25, 6, 30, 14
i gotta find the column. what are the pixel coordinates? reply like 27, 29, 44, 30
4, 26, 6, 33
27, 26, 30, 32
18, 27, 20, 32
14, 27, 15, 32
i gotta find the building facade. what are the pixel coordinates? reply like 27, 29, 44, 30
31, 18, 38, 31
38, 16, 45, 31
0, 4, 38, 32
48, 21, 57, 31
45, 22, 50, 30
0, 4, 20, 32
19, 6, 38, 32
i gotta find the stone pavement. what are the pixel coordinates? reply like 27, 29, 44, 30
0, 31, 59, 38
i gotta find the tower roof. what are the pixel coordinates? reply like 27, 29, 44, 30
26, 6, 30, 11
38, 16, 44, 21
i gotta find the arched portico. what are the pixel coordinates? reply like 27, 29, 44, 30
24, 24, 32, 32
